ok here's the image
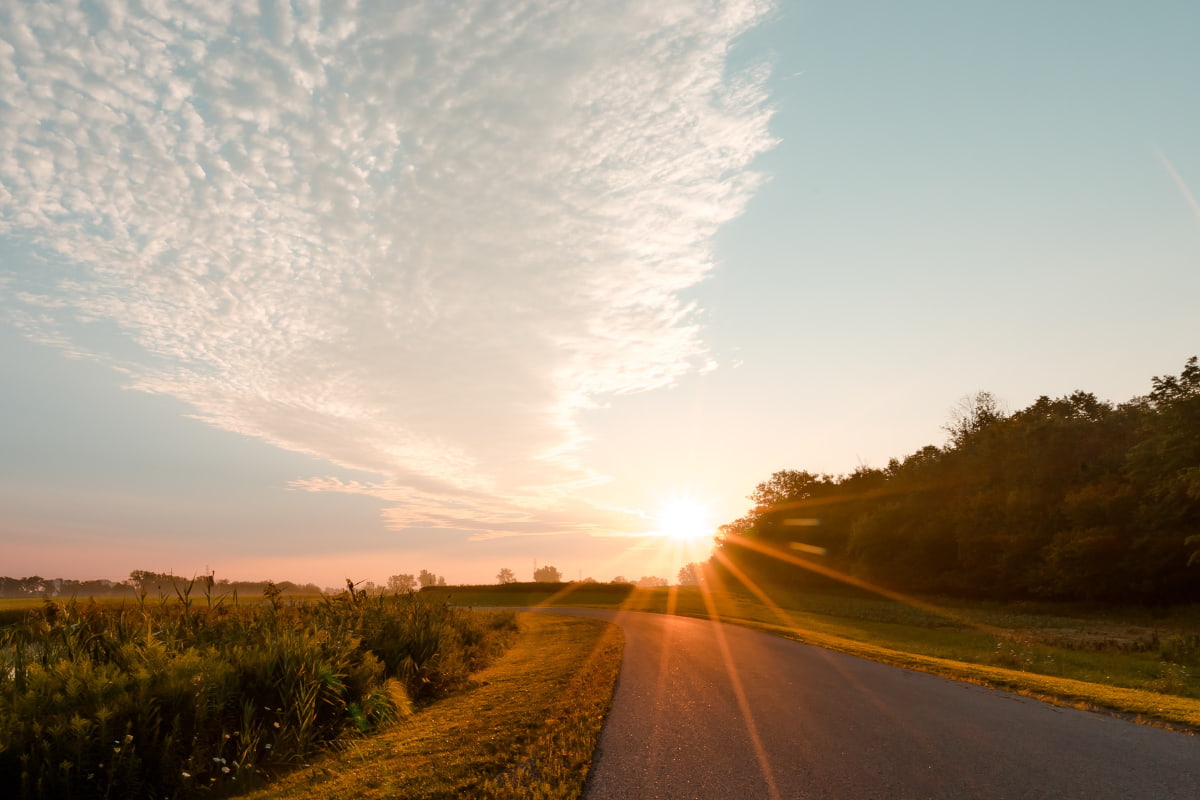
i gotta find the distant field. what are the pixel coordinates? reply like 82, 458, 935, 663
439, 579, 1200, 729
418, 581, 633, 608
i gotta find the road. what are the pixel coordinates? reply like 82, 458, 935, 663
541, 609, 1200, 800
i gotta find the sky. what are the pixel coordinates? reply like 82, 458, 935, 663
2, 0, 1198, 589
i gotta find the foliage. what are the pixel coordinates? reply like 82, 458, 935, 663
532, 565, 562, 583
676, 563, 703, 586
420, 571, 446, 588
496, 568, 516, 584
0, 586, 517, 799
241, 613, 622, 800
386, 574, 417, 593
0, 573, 325, 600
716, 358, 1200, 604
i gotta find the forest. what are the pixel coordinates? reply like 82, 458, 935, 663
716, 357, 1200, 603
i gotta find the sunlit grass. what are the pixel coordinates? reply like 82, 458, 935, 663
243, 612, 623, 800
0, 591, 520, 797
429, 569, 1200, 730
622, 577, 1200, 729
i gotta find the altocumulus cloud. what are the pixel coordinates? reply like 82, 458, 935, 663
0, 0, 776, 538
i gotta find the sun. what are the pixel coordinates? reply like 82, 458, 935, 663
655, 497, 714, 542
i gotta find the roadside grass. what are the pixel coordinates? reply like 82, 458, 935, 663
242, 612, 623, 800
437, 579, 1200, 730
620, 579, 1200, 730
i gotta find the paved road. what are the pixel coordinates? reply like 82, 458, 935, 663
542, 609, 1200, 800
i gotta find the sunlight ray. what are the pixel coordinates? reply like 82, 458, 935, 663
694, 568, 783, 800
720, 533, 1006, 637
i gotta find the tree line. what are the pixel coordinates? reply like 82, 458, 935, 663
716, 357, 1200, 604
0, 572, 324, 599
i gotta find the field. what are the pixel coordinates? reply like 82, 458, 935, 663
0, 590, 530, 798
5, 577, 1197, 798
429, 578, 1200, 729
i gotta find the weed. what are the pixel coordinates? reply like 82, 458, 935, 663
0, 591, 517, 799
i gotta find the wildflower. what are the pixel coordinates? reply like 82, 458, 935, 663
221, 766, 230, 774
273, 722, 280, 728
181, 772, 192, 779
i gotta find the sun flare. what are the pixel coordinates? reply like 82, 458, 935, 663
655, 498, 714, 542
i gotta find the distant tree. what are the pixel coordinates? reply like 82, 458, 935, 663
387, 574, 417, 592
533, 565, 562, 582
637, 576, 668, 588
437, 575, 447, 586
496, 567, 516, 584
677, 563, 702, 586
418, 569, 439, 588
610, 576, 628, 584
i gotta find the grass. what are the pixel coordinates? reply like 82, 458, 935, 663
0, 590, 520, 798
424, 577, 1200, 731
618, 578, 1200, 730
416, 582, 633, 609
242, 612, 623, 800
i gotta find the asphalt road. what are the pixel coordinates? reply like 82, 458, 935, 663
542, 608, 1200, 800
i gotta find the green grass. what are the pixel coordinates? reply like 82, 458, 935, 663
620, 580, 1200, 729
417, 582, 633, 609
242, 612, 623, 800
440, 579, 1200, 730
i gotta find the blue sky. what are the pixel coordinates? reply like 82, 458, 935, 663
2, 0, 1198, 587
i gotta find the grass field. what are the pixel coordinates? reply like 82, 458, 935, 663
0, 592, 524, 798
429, 578, 1200, 730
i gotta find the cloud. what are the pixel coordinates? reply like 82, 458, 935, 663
0, 0, 777, 539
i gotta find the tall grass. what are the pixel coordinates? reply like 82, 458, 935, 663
0, 585, 517, 799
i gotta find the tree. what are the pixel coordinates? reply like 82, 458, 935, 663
418, 569, 439, 588
496, 567, 516, 584
387, 574, 417, 592
637, 576, 668, 588
533, 565, 562, 582
677, 563, 703, 586
944, 391, 1006, 447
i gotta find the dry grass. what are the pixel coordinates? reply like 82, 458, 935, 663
243, 612, 623, 800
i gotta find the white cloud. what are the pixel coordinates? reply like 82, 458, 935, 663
0, 0, 777, 539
